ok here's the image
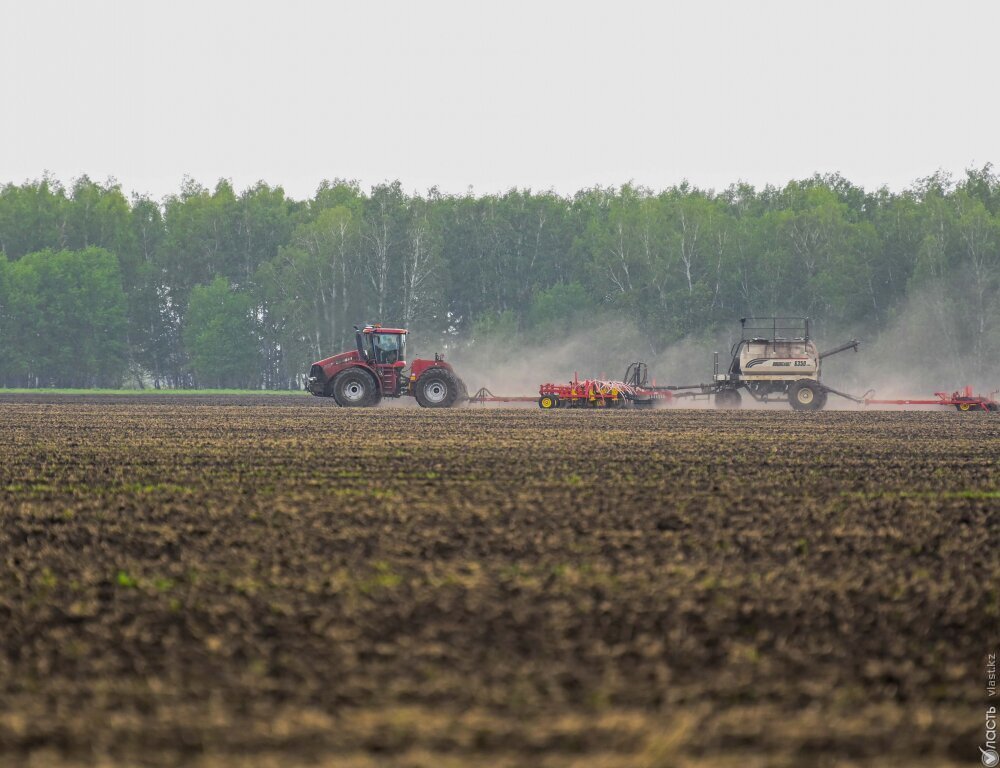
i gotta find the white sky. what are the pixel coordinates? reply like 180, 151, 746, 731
1, 0, 997, 201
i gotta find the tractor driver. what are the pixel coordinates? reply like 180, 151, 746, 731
374, 333, 400, 364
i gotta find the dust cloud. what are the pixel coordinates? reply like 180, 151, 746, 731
438, 300, 999, 408
834, 287, 1000, 403
443, 320, 730, 401
445, 318, 647, 397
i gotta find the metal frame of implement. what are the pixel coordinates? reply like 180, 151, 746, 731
469, 381, 999, 412
863, 386, 999, 412
468, 387, 537, 404
470, 372, 675, 409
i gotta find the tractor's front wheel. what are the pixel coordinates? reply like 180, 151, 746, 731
789, 379, 823, 411
331, 368, 380, 407
415, 369, 462, 408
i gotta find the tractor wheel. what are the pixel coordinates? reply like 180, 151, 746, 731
789, 379, 822, 411
331, 368, 379, 407
538, 394, 559, 410
715, 388, 742, 409
415, 369, 461, 408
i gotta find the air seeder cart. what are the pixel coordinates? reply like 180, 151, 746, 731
663, 317, 860, 410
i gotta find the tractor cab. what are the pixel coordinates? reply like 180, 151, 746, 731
356, 325, 407, 396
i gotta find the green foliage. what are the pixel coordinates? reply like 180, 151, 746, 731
1, 166, 1000, 387
0, 175, 70, 258
471, 309, 520, 343
3, 248, 127, 387
115, 570, 137, 588
527, 283, 591, 331
0, 257, 9, 376
184, 277, 260, 388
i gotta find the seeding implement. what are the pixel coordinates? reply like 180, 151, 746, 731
523, 317, 997, 413
863, 386, 999, 412
535, 365, 673, 409
537, 376, 632, 409
524, 317, 863, 411
307, 319, 997, 413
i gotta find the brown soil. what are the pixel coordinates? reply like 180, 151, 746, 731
1, 396, 997, 766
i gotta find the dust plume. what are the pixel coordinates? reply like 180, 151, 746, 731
433, 294, 999, 409
835, 285, 1000, 402
446, 318, 649, 397
443, 321, 733, 402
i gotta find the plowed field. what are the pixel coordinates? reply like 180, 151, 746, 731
1, 395, 997, 767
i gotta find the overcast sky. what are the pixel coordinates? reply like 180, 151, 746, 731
1, 1, 997, 201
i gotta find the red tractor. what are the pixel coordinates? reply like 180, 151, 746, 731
306, 324, 468, 408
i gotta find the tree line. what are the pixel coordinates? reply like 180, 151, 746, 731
0, 167, 998, 388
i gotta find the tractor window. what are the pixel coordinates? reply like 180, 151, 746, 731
373, 333, 403, 364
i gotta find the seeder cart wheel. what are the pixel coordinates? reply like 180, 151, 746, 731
715, 389, 742, 409
789, 379, 823, 411
539, 394, 559, 410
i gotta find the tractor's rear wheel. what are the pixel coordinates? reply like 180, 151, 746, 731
415, 369, 462, 408
331, 368, 380, 407
715, 388, 742, 409
789, 379, 823, 411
